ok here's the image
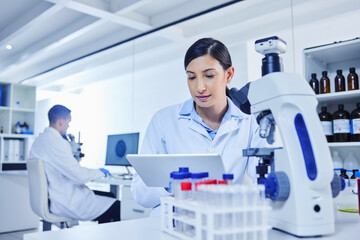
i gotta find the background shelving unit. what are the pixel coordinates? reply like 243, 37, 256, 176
0, 83, 36, 171
303, 38, 360, 163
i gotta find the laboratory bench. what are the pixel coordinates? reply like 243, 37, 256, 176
23, 216, 360, 240
89, 175, 151, 220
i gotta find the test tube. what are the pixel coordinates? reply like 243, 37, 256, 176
222, 173, 234, 185
356, 171, 360, 215
191, 172, 208, 200
172, 172, 191, 198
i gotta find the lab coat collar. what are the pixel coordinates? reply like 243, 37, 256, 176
45, 127, 63, 139
178, 97, 246, 141
178, 97, 245, 120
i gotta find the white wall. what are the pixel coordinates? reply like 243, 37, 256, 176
34, 6, 360, 168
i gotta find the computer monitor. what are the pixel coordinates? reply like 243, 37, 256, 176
105, 133, 139, 169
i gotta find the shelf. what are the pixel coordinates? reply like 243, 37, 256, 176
304, 38, 360, 65
11, 108, 35, 112
0, 134, 33, 138
316, 90, 360, 104
328, 142, 360, 147
0, 106, 10, 111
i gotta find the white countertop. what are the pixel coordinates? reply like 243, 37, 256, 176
24, 216, 360, 240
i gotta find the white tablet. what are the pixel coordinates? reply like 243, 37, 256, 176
126, 154, 226, 187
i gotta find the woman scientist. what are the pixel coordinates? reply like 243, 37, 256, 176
131, 38, 265, 216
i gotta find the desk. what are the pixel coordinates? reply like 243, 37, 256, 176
90, 176, 151, 220
0, 171, 38, 233
23, 217, 360, 240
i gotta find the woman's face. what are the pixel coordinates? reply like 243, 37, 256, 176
186, 54, 234, 110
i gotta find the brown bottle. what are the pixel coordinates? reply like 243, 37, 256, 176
333, 104, 350, 142
350, 169, 359, 179
334, 69, 345, 92
318, 106, 333, 142
309, 73, 319, 94
351, 102, 360, 141
347, 67, 359, 90
340, 168, 349, 179
320, 71, 330, 93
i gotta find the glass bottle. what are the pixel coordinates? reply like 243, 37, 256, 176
309, 73, 319, 94
320, 71, 330, 93
333, 104, 350, 142
340, 168, 349, 179
351, 103, 360, 142
319, 106, 333, 142
347, 67, 359, 91
334, 69, 345, 92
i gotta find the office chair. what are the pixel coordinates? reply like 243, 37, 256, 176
27, 159, 76, 231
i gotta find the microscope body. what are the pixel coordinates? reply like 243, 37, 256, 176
248, 72, 335, 236
68, 133, 85, 162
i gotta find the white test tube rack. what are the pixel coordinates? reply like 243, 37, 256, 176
160, 185, 271, 240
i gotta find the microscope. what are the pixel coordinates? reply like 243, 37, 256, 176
230, 36, 340, 237
68, 132, 85, 162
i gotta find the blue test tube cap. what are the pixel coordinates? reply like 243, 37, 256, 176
172, 172, 191, 179
356, 171, 360, 178
191, 172, 208, 179
179, 167, 189, 172
333, 168, 342, 171
223, 173, 234, 180
170, 171, 177, 178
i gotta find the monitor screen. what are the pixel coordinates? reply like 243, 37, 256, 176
105, 132, 139, 166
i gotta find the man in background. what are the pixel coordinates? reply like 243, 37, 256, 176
29, 104, 120, 223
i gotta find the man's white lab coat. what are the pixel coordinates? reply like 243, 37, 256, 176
29, 127, 115, 221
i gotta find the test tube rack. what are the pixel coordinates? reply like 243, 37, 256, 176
160, 186, 271, 240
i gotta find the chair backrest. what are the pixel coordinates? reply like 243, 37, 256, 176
27, 159, 73, 222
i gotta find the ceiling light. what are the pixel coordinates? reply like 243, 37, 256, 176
5, 44, 12, 50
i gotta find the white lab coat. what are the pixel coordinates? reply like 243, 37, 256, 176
29, 127, 115, 221
131, 98, 266, 216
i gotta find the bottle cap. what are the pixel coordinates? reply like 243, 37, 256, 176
181, 181, 192, 191
311, 73, 316, 78
171, 172, 191, 179
204, 179, 217, 185
179, 167, 189, 172
322, 71, 327, 75
191, 172, 208, 179
356, 171, 360, 178
218, 180, 227, 184
336, 69, 342, 75
223, 173, 234, 180
349, 67, 355, 72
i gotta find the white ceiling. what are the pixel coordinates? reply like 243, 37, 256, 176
0, 0, 359, 93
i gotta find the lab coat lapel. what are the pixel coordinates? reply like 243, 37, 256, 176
215, 118, 240, 139
187, 119, 212, 141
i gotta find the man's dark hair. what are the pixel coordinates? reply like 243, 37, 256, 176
48, 105, 71, 125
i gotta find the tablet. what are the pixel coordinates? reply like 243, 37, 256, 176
126, 154, 226, 187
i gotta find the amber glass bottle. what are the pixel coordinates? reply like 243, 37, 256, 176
334, 69, 345, 92
340, 168, 349, 179
351, 102, 360, 141
347, 67, 359, 91
333, 104, 350, 142
318, 106, 333, 142
320, 71, 330, 93
309, 73, 319, 94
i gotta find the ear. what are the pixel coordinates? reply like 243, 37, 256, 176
225, 66, 235, 84
58, 118, 64, 127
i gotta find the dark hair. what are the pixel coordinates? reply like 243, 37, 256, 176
48, 105, 71, 124
184, 38, 232, 97
184, 38, 232, 70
